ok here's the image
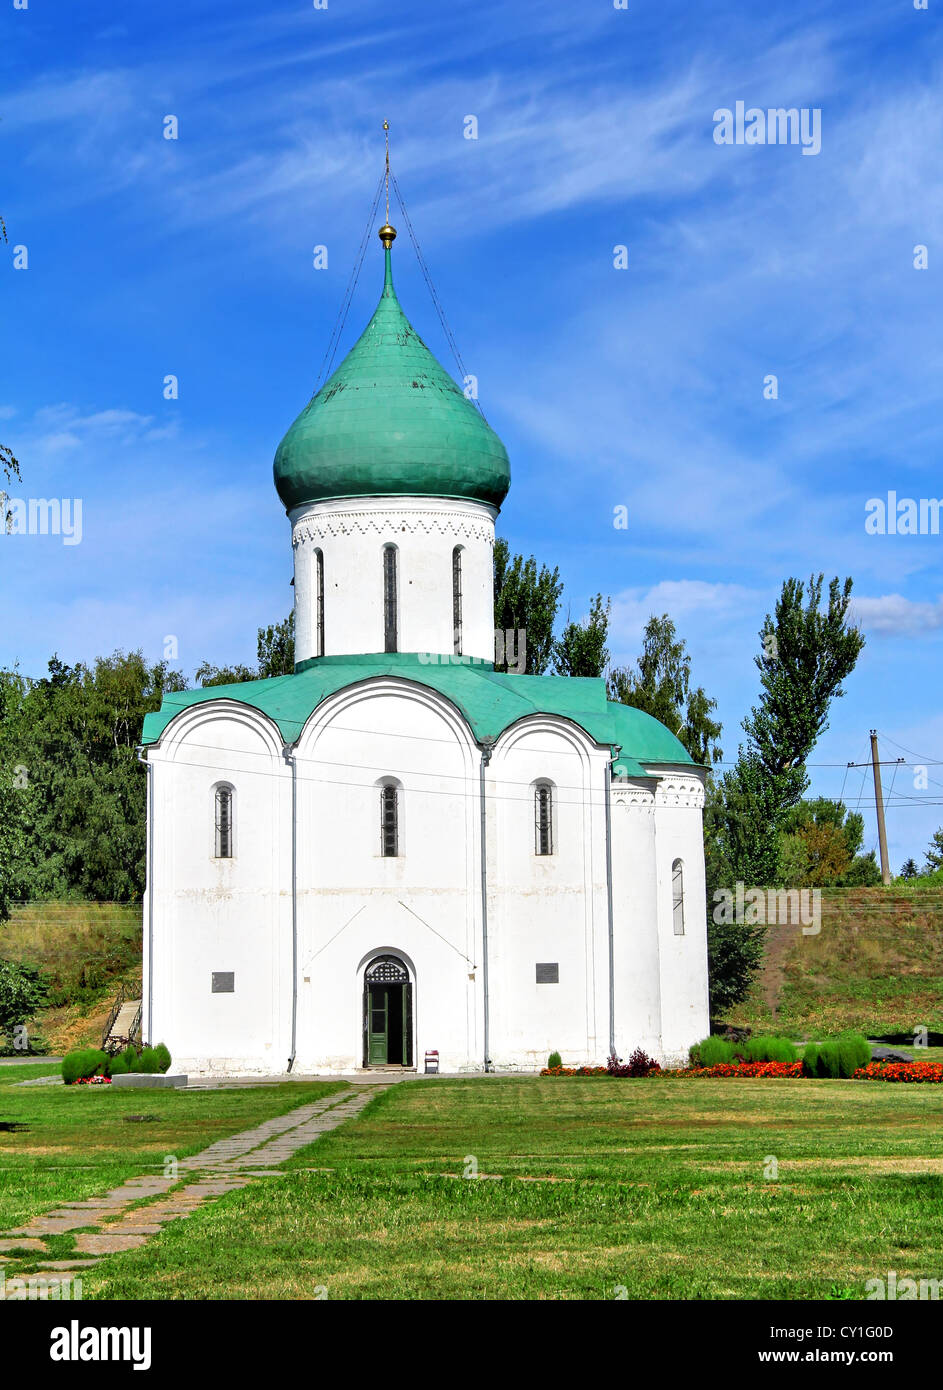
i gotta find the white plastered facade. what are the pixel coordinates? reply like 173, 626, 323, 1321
143, 675, 710, 1075
291, 495, 497, 664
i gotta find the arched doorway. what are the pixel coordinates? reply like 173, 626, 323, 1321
363, 955, 413, 1067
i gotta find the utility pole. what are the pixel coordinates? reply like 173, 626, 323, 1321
870, 730, 891, 885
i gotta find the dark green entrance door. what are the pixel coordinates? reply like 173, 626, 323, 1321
367, 983, 393, 1065
363, 957, 412, 1067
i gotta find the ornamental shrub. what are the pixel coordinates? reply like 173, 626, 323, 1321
804, 1032, 870, 1078
107, 1052, 129, 1075
136, 1046, 160, 1074
816, 1041, 841, 1078
693, 1036, 734, 1067
62, 1048, 109, 1085
547, 1051, 562, 1071
123, 1045, 138, 1071
608, 1048, 661, 1077
837, 1030, 871, 1077
153, 1043, 172, 1074
745, 1035, 798, 1064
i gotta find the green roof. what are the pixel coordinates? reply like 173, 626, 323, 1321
273, 244, 511, 512
141, 653, 694, 771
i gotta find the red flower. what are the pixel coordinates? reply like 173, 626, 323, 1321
662, 1061, 805, 1079
853, 1061, 943, 1083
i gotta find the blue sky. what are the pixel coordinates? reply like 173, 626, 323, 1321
2, 0, 942, 871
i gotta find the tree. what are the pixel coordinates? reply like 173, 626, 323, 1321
705, 753, 781, 896
840, 850, 882, 886
196, 612, 294, 687
715, 575, 865, 888
0, 611, 294, 911
0, 651, 186, 903
493, 539, 562, 674
743, 575, 865, 813
194, 661, 256, 688
552, 593, 610, 677
607, 614, 722, 765
257, 611, 295, 678
702, 775, 769, 1015
0, 676, 27, 923
0, 960, 48, 1047
775, 797, 880, 887
925, 828, 943, 874
899, 858, 919, 880
707, 575, 865, 1011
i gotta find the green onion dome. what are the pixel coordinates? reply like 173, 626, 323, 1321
274, 238, 511, 512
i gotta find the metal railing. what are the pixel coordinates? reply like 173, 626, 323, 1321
101, 978, 143, 1051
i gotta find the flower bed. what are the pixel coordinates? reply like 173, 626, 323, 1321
539, 1052, 943, 1082
541, 1050, 661, 1078
541, 1065, 608, 1077
853, 1061, 943, 1083
664, 1061, 805, 1079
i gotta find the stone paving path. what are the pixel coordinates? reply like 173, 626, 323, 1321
0, 1085, 383, 1296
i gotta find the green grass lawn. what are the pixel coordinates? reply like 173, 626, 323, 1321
81, 1075, 943, 1300
0, 1062, 63, 1082
0, 1070, 345, 1230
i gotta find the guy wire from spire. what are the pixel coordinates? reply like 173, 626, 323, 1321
312, 169, 385, 396
389, 169, 489, 422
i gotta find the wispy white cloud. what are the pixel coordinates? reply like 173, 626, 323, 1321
611, 579, 763, 645
20, 405, 178, 459
851, 594, 943, 636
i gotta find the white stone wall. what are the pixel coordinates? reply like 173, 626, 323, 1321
290, 495, 497, 664
144, 685, 711, 1075
610, 778, 663, 1061
649, 765, 711, 1065
146, 701, 292, 1075
290, 678, 483, 1075
486, 717, 610, 1070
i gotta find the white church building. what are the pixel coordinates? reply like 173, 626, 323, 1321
140, 218, 710, 1076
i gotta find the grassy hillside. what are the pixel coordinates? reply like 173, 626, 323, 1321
723, 886, 943, 1039
1, 901, 142, 1052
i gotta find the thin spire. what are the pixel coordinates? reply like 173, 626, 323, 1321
378, 119, 397, 252
384, 119, 390, 222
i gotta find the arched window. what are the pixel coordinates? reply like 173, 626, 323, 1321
383, 545, 398, 653
380, 782, 400, 857
452, 546, 463, 656
672, 859, 685, 935
315, 547, 325, 657
214, 785, 234, 859
535, 781, 554, 856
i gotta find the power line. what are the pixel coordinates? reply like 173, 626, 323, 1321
389, 169, 488, 423
311, 169, 385, 395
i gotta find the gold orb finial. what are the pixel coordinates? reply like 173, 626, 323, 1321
380, 119, 395, 247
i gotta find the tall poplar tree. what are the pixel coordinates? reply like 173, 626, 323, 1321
707, 574, 865, 1013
